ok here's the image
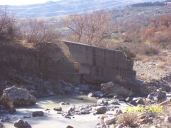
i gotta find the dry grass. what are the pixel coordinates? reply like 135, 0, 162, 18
165, 58, 171, 65
139, 74, 152, 81
156, 62, 165, 69
135, 52, 170, 63
117, 113, 138, 127
134, 55, 145, 61
17, 40, 35, 49
142, 57, 150, 63
161, 105, 171, 116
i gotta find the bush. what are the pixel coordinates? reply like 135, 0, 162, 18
117, 113, 138, 126
0, 6, 19, 40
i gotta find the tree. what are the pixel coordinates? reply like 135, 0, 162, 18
63, 10, 112, 46
20, 18, 61, 44
159, 14, 171, 28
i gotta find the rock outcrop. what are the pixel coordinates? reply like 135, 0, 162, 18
1, 86, 36, 107
101, 82, 133, 97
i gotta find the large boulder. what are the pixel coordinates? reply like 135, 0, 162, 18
93, 106, 107, 114
101, 82, 132, 97
1, 86, 36, 107
14, 119, 31, 128
32, 111, 44, 117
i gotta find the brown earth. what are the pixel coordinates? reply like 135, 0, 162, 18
0, 40, 76, 94
134, 50, 171, 93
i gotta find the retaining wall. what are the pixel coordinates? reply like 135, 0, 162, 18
63, 41, 136, 82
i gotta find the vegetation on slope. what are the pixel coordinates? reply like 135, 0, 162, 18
61, 4, 171, 59
1, 4, 171, 77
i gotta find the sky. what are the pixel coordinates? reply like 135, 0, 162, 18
0, 0, 61, 5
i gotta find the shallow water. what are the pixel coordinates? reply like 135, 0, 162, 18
3, 95, 99, 128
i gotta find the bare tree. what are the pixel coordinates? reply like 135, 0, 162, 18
64, 14, 85, 42
20, 18, 61, 44
63, 10, 112, 46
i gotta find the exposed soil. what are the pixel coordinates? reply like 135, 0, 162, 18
134, 50, 171, 93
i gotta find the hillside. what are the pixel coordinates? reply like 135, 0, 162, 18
5, 0, 165, 17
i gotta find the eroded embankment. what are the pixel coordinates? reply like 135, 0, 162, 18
0, 40, 76, 95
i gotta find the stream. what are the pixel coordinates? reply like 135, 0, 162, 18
2, 95, 99, 128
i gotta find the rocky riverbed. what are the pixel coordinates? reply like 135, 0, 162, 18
0, 81, 171, 128
2, 95, 98, 128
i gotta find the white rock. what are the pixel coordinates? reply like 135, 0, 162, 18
150, 126, 156, 128
97, 99, 104, 104
67, 105, 75, 113
2, 86, 36, 106
108, 100, 120, 105
104, 116, 116, 125
88, 92, 94, 97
